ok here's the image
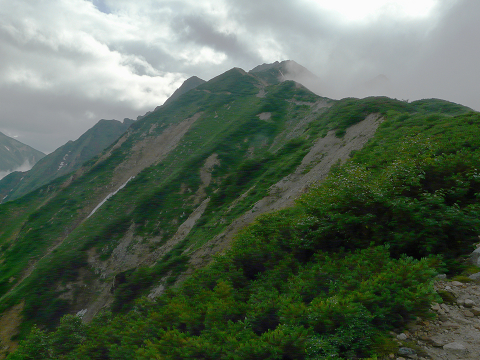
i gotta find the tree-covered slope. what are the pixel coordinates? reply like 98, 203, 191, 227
0, 119, 134, 203
0, 62, 475, 359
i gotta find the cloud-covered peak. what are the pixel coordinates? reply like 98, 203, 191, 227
0, 0, 478, 153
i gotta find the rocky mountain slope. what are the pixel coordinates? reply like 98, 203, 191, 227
390, 272, 480, 359
0, 133, 45, 180
0, 118, 134, 203
0, 61, 477, 359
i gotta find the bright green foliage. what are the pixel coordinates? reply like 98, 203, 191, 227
0, 69, 320, 330
7, 316, 86, 360
3, 69, 479, 359
300, 111, 480, 271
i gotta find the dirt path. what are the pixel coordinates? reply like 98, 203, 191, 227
393, 279, 480, 359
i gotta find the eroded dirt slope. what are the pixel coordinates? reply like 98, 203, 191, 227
188, 113, 383, 269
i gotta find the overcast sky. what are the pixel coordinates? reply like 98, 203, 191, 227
0, 0, 477, 153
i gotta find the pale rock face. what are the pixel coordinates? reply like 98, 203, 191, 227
470, 247, 480, 266
443, 342, 468, 355
468, 272, 480, 280
398, 347, 416, 357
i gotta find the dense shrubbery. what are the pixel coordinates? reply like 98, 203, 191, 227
9, 246, 438, 360
10, 109, 480, 359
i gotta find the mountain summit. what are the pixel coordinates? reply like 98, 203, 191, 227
163, 76, 206, 106
250, 60, 319, 86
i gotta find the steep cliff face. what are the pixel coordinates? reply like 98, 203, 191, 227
0, 62, 473, 356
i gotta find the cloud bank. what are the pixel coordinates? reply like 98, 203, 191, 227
0, 0, 477, 152
0, 160, 33, 180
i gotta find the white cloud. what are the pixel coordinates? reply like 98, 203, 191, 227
0, 0, 476, 154
0, 160, 33, 180
308, 0, 441, 22
178, 47, 227, 66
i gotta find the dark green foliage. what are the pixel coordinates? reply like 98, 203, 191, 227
3, 64, 480, 360
309, 97, 414, 138
82, 215, 131, 256
111, 243, 190, 313
437, 289, 457, 304
21, 251, 88, 328
410, 98, 471, 115
10, 245, 437, 359
309, 97, 470, 139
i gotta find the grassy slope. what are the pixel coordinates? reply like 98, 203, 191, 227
0, 119, 133, 202
0, 69, 333, 335
8, 102, 479, 359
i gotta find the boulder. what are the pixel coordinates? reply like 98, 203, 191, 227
398, 347, 416, 356
468, 272, 480, 281
471, 306, 480, 316
470, 247, 480, 266
427, 336, 446, 347
443, 342, 467, 355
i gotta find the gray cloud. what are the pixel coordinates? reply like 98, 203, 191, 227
0, 0, 477, 153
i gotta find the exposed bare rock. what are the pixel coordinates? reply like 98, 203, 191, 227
399, 280, 480, 359
464, 299, 475, 308
443, 342, 468, 355
0, 301, 23, 359
187, 113, 384, 269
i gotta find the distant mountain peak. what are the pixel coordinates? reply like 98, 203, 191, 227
249, 60, 319, 87
163, 76, 206, 106
0, 118, 132, 201
0, 132, 45, 179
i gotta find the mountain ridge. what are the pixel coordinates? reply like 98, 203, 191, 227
0, 61, 478, 359
163, 76, 206, 106
0, 118, 134, 203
